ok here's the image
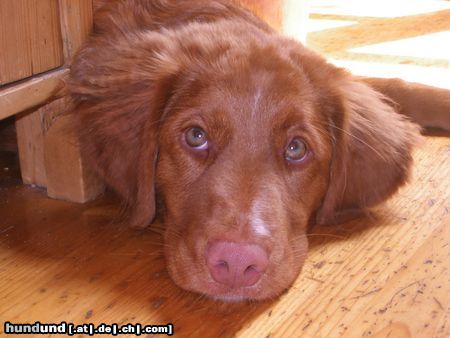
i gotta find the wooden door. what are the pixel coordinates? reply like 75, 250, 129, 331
0, 0, 64, 85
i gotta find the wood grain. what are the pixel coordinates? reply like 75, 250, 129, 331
14, 98, 68, 189
28, 0, 64, 76
0, 68, 68, 120
15, 107, 48, 187
0, 0, 32, 84
0, 0, 64, 85
44, 114, 105, 203
58, 0, 93, 61
14, 98, 105, 202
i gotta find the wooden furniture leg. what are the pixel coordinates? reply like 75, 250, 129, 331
237, 0, 310, 42
16, 105, 49, 188
15, 99, 104, 203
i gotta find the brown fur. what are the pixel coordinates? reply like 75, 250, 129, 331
68, 0, 447, 301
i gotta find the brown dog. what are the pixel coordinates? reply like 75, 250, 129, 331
68, 0, 450, 301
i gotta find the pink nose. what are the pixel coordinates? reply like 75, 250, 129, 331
206, 241, 269, 288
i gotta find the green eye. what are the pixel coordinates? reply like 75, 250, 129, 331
185, 127, 208, 149
285, 138, 308, 162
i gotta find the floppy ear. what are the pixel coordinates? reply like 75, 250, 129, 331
68, 34, 180, 228
316, 79, 421, 225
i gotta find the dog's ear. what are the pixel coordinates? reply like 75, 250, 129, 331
316, 79, 421, 225
68, 34, 180, 228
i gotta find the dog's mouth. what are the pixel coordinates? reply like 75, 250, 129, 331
213, 295, 247, 302
163, 224, 307, 301
164, 256, 272, 301
177, 277, 275, 302
204, 276, 271, 301
164, 248, 298, 302
211, 291, 263, 302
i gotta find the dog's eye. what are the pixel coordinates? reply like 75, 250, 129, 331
285, 137, 308, 162
185, 127, 208, 149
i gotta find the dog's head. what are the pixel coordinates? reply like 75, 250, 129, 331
69, 20, 419, 301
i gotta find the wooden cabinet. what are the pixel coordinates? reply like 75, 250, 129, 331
0, 0, 93, 120
0, 0, 63, 85
0, 0, 98, 203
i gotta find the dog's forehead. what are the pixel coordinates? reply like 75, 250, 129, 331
199, 65, 315, 133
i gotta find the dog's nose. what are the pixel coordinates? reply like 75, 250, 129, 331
206, 241, 268, 288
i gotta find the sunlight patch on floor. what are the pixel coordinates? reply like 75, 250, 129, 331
349, 31, 450, 62
310, 0, 450, 18
307, 19, 356, 33
305, 0, 450, 88
330, 59, 450, 89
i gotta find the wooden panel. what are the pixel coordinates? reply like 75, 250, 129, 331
15, 107, 48, 187
0, 68, 68, 120
28, 0, 64, 75
236, 0, 284, 30
0, 0, 64, 85
44, 115, 105, 203
58, 0, 94, 60
237, 0, 309, 41
14, 98, 67, 188
15, 98, 105, 201
0, 1, 32, 84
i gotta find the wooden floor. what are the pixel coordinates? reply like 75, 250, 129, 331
1, 2, 450, 338
0, 133, 449, 338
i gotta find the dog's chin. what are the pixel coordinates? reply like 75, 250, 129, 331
166, 260, 296, 302
206, 285, 289, 303
177, 279, 285, 302
163, 226, 305, 302
212, 294, 247, 302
